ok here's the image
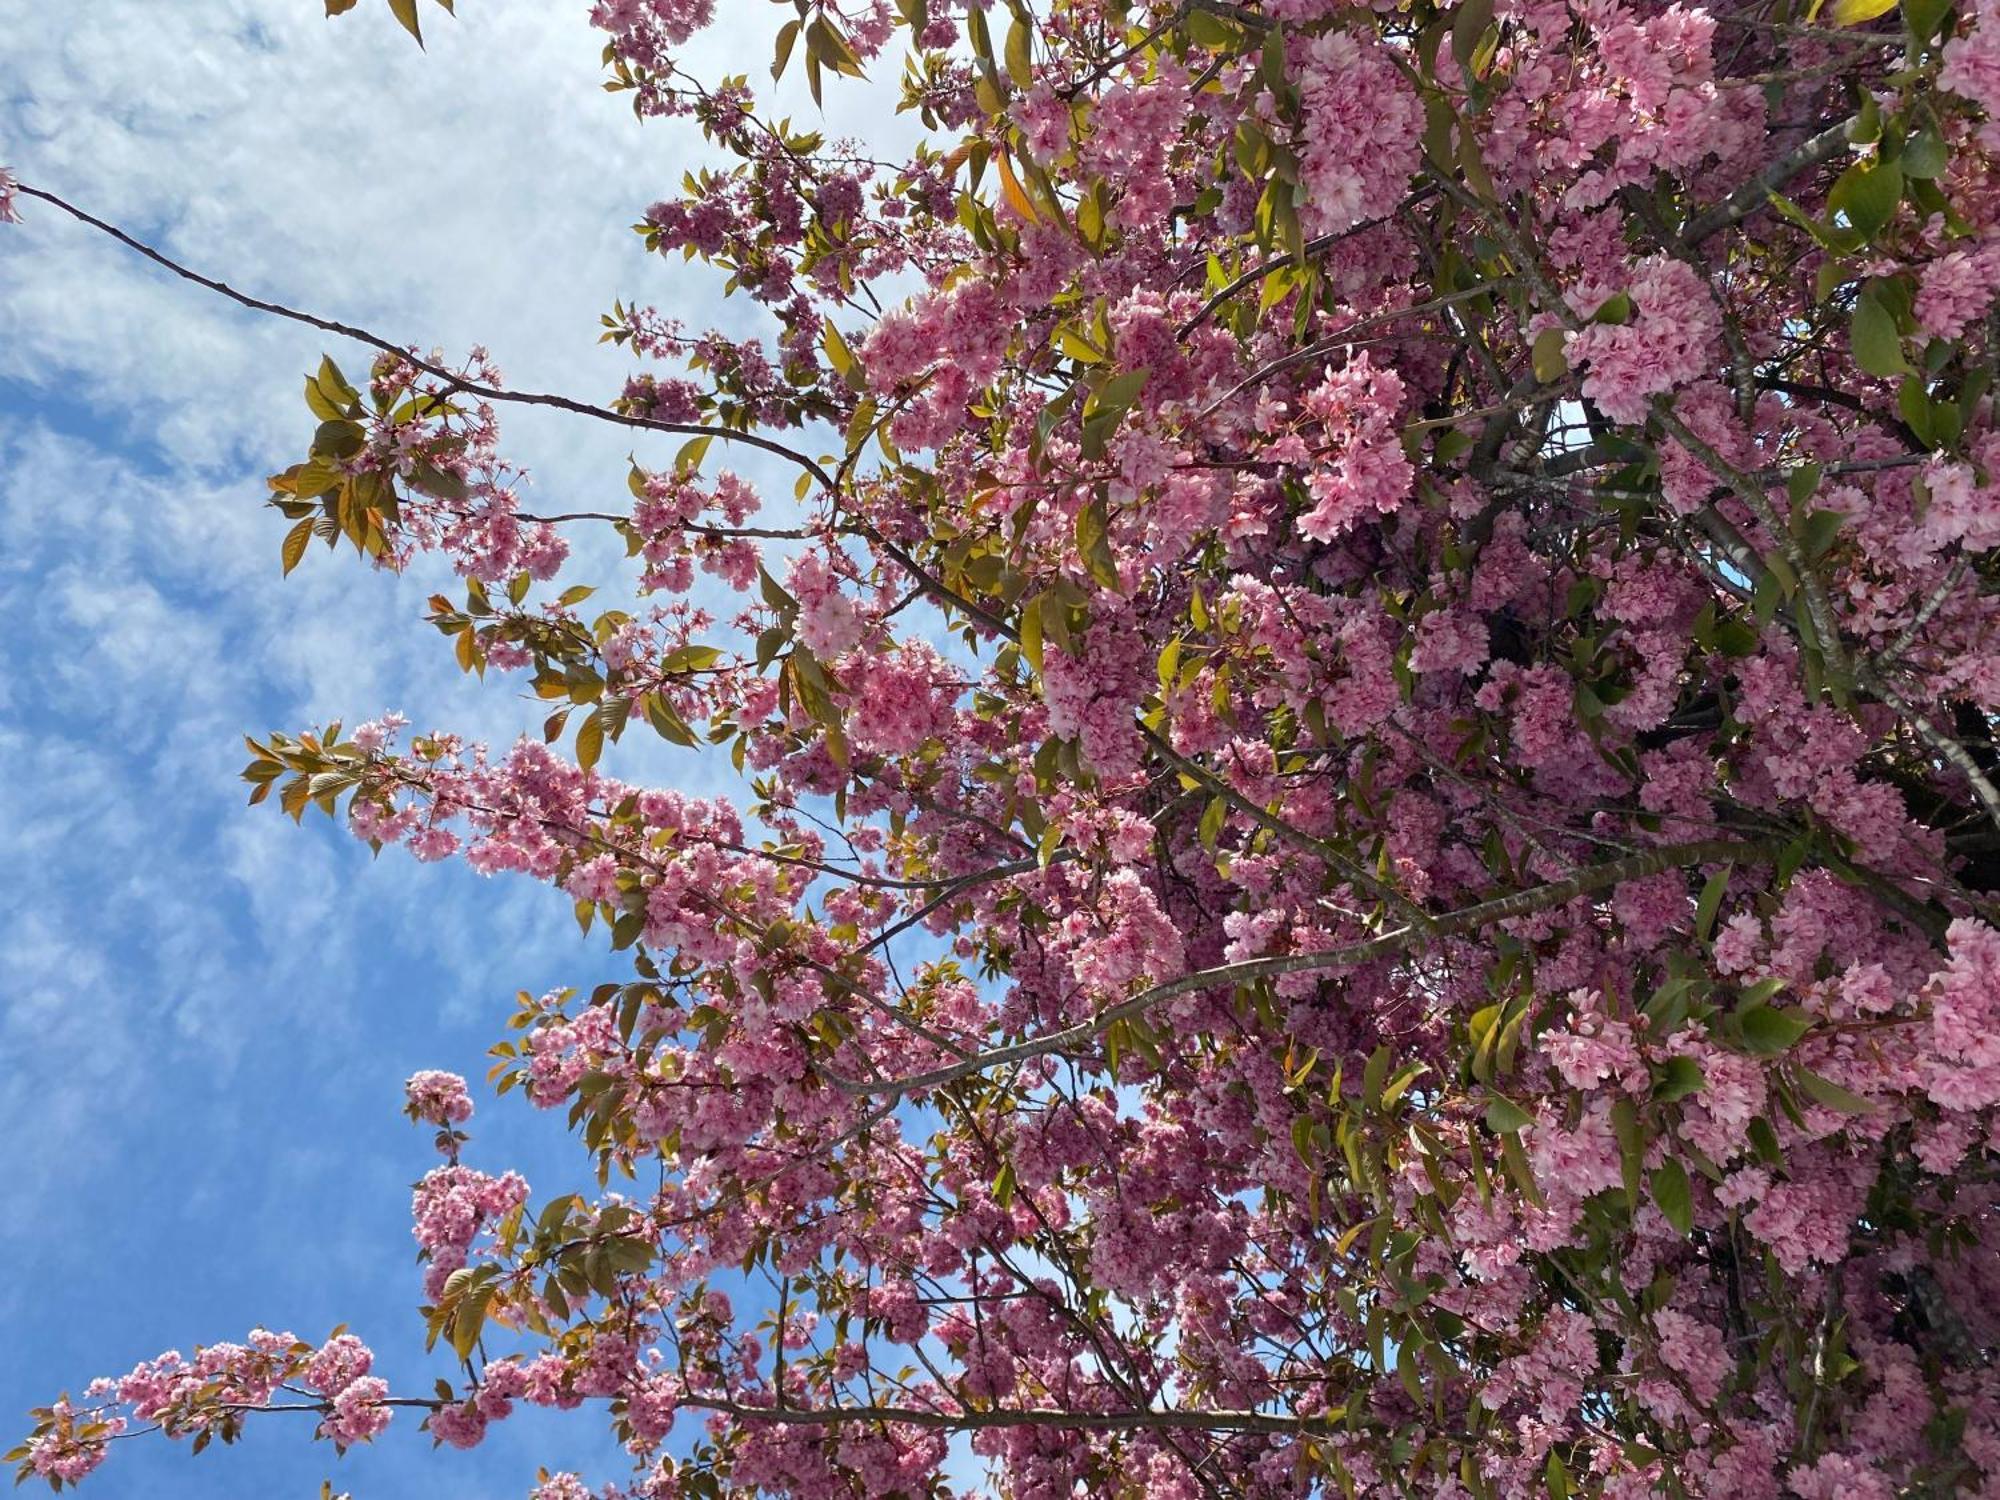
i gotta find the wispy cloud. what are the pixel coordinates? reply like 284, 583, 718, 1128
0, 3, 859, 1490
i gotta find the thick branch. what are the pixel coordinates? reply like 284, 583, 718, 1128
1678, 121, 1852, 248
835, 836, 1780, 1097
678, 1395, 1346, 1437
1858, 667, 2000, 836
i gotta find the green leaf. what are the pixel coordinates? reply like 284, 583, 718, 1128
1612, 1095, 1644, 1210
1498, 1130, 1543, 1207
1074, 502, 1120, 590
1653, 1054, 1706, 1103
1900, 375, 1940, 447
575, 713, 605, 773
1485, 1096, 1535, 1134
965, 1, 994, 68
1531, 326, 1569, 383
1828, 159, 1903, 240
1450, 0, 1496, 73
1830, 0, 1898, 22
1904, 0, 1951, 39
1382, 1062, 1428, 1111
1019, 592, 1045, 673
1362, 1045, 1392, 1111
822, 319, 860, 385
676, 433, 714, 475
1589, 290, 1634, 325
660, 644, 724, 674
1198, 794, 1226, 852
772, 18, 801, 80
315, 419, 365, 460
316, 356, 359, 407
759, 566, 797, 614
1847, 91, 1884, 145
1799, 507, 1846, 561
304, 375, 344, 421
1694, 864, 1732, 943
1004, 16, 1033, 88
1742, 976, 1790, 1008
1291, 1114, 1317, 1165
1396, 1342, 1425, 1404
1794, 1066, 1875, 1114
1738, 1003, 1813, 1055
1088, 366, 1151, 418
1786, 462, 1823, 511
808, 16, 866, 78
410, 463, 468, 502
450, 1286, 491, 1358
1901, 128, 1949, 179
1852, 284, 1910, 377
1651, 1157, 1694, 1235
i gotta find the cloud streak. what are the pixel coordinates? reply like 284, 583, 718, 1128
0, 3, 852, 1492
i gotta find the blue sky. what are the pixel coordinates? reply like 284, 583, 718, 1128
0, 5, 906, 1494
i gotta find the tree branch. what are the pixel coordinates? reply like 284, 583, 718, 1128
13, 182, 838, 492
677, 1395, 1346, 1437
1678, 121, 1852, 248
833, 836, 1780, 1098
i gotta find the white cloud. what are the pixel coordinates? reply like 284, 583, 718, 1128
0, 6, 932, 1489
0, 0, 882, 1211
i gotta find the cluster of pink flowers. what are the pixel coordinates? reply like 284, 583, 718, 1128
1079, 60, 1193, 230
1916, 240, 2000, 339
785, 550, 865, 657
304, 1336, 390, 1448
589, 0, 717, 114
20, 1402, 111, 1487
404, 1068, 473, 1127
1565, 256, 1720, 423
411, 1165, 529, 1299
1288, 30, 1423, 236
1292, 355, 1414, 541
1926, 917, 2000, 1110
1944, 0, 2000, 148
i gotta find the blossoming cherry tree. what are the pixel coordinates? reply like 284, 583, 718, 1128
13, 0, 2000, 1493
